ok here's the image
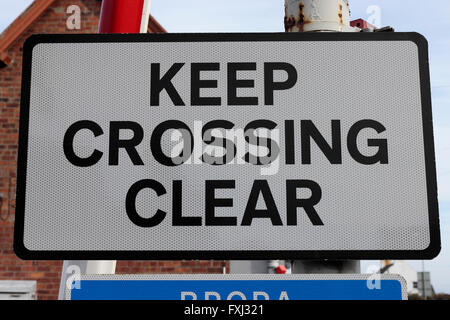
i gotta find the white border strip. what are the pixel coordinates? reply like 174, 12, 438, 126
139, 0, 152, 33
66, 273, 407, 300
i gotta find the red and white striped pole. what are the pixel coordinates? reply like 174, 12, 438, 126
58, 0, 152, 300
99, 0, 152, 33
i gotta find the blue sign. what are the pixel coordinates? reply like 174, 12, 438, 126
67, 275, 406, 300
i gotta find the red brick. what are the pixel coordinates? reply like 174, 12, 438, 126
0, 0, 231, 301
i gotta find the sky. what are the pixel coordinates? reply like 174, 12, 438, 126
1, 0, 449, 293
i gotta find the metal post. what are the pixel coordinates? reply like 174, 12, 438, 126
267, 260, 279, 274
421, 260, 427, 299
57, 0, 152, 300
234, 0, 361, 276
285, 0, 360, 274
284, 0, 358, 32
57, 260, 117, 300
292, 260, 360, 274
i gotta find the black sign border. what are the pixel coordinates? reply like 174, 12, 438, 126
14, 32, 440, 260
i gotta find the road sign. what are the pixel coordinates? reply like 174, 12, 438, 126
65, 274, 407, 300
15, 32, 440, 260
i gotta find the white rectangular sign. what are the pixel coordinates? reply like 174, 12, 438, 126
15, 33, 440, 259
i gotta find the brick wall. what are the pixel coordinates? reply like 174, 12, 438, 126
0, 0, 228, 300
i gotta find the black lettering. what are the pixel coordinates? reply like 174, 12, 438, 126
347, 120, 388, 165
109, 121, 144, 166
241, 180, 282, 226
191, 63, 221, 106
285, 120, 295, 165
150, 120, 193, 166
286, 180, 323, 226
125, 179, 166, 228
202, 120, 236, 165
63, 120, 103, 167
244, 120, 280, 165
301, 120, 342, 164
172, 180, 202, 226
205, 180, 237, 226
151, 63, 185, 106
264, 62, 297, 105
227, 63, 258, 105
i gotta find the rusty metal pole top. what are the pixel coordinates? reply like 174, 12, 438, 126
284, 0, 359, 32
